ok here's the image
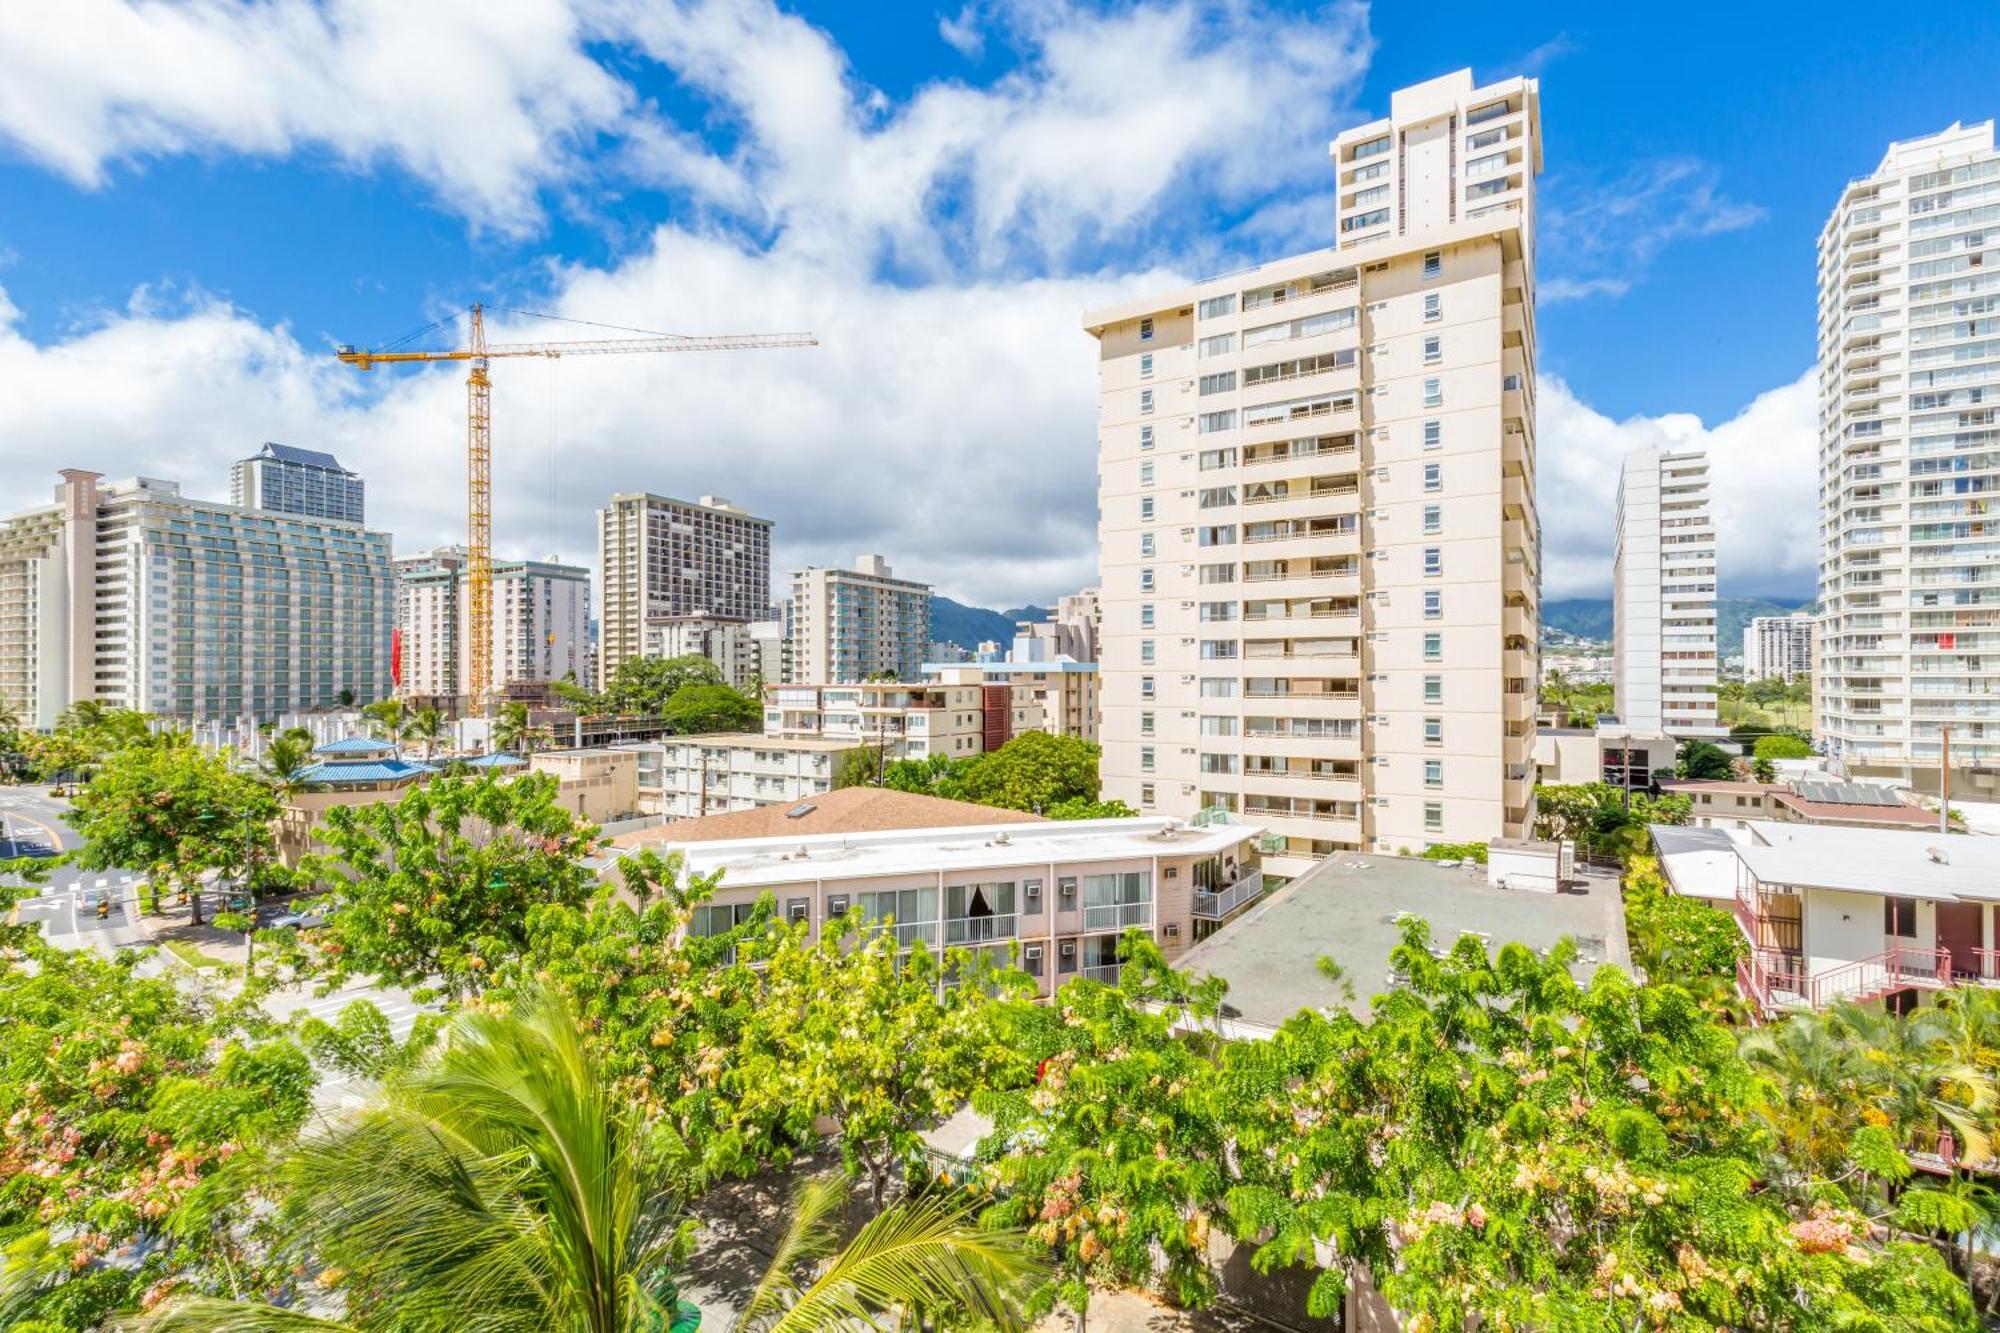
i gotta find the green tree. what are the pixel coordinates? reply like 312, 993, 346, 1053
0, 945, 314, 1330
1754, 732, 1814, 760
403, 706, 447, 761
359, 698, 406, 742
299, 772, 602, 999
21, 730, 97, 787
833, 745, 887, 790
731, 914, 1029, 1206
1043, 796, 1138, 820
139, 987, 1041, 1333
659, 682, 762, 735
952, 732, 1102, 813
604, 655, 724, 716
1621, 853, 1744, 997
1751, 755, 1778, 783
255, 733, 319, 802
549, 675, 605, 713
492, 701, 548, 756
66, 743, 278, 924
1677, 738, 1736, 781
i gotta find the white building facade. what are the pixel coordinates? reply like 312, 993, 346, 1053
1614, 446, 1723, 738
764, 682, 985, 760
1745, 613, 1816, 682
788, 554, 932, 684
230, 442, 366, 524
597, 493, 772, 689
1086, 70, 1542, 878
395, 547, 591, 704
0, 470, 393, 727
641, 613, 783, 690
1818, 119, 2000, 789
617, 733, 855, 818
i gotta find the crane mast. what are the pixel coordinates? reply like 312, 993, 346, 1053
335, 305, 815, 715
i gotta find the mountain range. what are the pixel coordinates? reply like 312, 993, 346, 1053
1542, 597, 1814, 655
929, 596, 1050, 650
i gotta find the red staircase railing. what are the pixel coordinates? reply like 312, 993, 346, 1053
1808, 944, 1952, 1007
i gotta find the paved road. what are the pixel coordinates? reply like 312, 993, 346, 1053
0, 786, 83, 854
14, 875, 154, 952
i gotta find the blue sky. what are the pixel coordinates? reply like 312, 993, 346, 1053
1, 0, 1996, 606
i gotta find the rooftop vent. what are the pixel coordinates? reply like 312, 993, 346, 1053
1928, 845, 1950, 865
786, 802, 817, 820
992, 831, 1011, 846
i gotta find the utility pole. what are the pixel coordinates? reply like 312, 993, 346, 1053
1941, 725, 1952, 834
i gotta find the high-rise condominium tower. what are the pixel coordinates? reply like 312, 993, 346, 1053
1745, 613, 1815, 682
1085, 69, 1542, 879
230, 442, 366, 523
788, 554, 932, 684
596, 493, 772, 689
1817, 119, 2000, 789
1614, 446, 1723, 739
0, 470, 392, 727
395, 546, 591, 704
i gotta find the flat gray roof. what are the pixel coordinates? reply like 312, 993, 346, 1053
1732, 820, 2000, 902
1178, 854, 1630, 1028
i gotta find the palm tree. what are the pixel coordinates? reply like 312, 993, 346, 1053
137, 988, 1039, 1332
360, 698, 406, 743
1741, 1009, 1873, 1185
257, 734, 320, 803
493, 701, 540, 757
404, 706, 447, 762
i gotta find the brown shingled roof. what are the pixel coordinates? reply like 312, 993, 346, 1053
613, 786, 1046, 845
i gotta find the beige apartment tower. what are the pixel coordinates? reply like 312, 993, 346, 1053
1086, 69, 1541, 879
596, 493, 773, 690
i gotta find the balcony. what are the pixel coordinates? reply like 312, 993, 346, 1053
1192, 870, 1265, 920
944, 913, 1019, 945
1083, 900, 1153, 933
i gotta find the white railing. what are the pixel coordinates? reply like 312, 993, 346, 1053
1082, 902, 1153, 932
1192, 871, 1266, 920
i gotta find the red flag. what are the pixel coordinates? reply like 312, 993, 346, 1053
391, 626, 403, 688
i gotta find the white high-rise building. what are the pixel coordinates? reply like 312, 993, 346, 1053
1086, 69, 1542, 877
395, 547, 590, 704
1613, 446, 1723, 739
1817, 119, 2000, 788
597, 493, 772, 689
642, 613, 784, 690
0, 469, 393, 727
1745, 613, 1816, 682
788, 555, 932, 684
230, 442, 365, 524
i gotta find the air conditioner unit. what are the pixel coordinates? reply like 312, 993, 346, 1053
1025, 944, 1044, 961
1164, 922, 1181, 938
1024, 878, 1043, 901
1058, 877, 1078, 899
828, 894, 850, 915
1059, 940, 1078, 957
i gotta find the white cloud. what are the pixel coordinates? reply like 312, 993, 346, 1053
1540, 156, 1765, 303
1536, 370, 1819, 601
0, 0, 632, 233
938, 4, 985, 59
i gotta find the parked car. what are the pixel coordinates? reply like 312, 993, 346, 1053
266, 900, 338, 931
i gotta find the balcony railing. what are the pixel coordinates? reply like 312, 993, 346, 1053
1082, 902, 1153, 933
944, 914, 1018, 945
1081, 963, 1123, 985
1192, 871, 1265, 920
1808, 944, 1952, 1006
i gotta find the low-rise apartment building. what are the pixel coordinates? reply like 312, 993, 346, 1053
611, 788, 1268, 996
763, 682, 985, 759
1662, 778, 1941, 832
642, 614, 784, 690
925, 661, 1100, 743
615, 733, 858, 819
1653, 821, 1998, 1014
1534, 725, 1676, 790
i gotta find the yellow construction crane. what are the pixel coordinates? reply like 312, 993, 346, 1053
336, 304, 815, 710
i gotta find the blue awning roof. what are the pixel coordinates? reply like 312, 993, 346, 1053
296, 759, 437, 784
314, 735, 396, 756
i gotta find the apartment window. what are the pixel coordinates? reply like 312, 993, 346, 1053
1885, 898, 1916, 939
1422, 251, 1441, 279
1423, 674, 1442, 704
1140, 710, 1155, 736
1198, 525, 1237, 547
1200, 371, 1237, 395
1423, 590, 1442, 620
1341, 208, 1389, 233
1423, 462, 1442, 493
1199, 486, 1237, 508
1140, 783, 1156, 806
1199, 332, 1236, 357
1140, 534, 1155, 558
1140, 497, 1155, 520
1422, 377, 1442, 407
1200, 562, 1235, 584
1424, 802, 1443, 833
1423, 717, 1443, 745
1140, 462, 1155, 486
1199, 447, 1237, 470
1423, 504, 1442, 534
1140, 352, 1155, 378
1140, 639, 1157, 666
1140, 746, 1156, 773
1199, 640, 1238, 660
1198, 294, 1236, 319
1351, 135, 1391, 161
1423, 293, 1441, 322
1423, 419, 1442, 450
1140, 317, 1155, 342
1422, 335, 1441, 365
1140, 604, 1155, 629
1423, 547, 1443, 577
1200, 715, 1238, 736
1139, 389, 1155, 415
1199, 677, 1238, 698
1140, 675, 1156, 700
1422, 631, 1442, 661
1140, 425, 1154, 450
1424, 759, 1443, 789
1199, 410, 1237, 434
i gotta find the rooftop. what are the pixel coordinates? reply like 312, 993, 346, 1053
296, 757, 437, 785
615, 796, 1262, 889
249, 441, 351, 472
1648, 825, 1742, 902
619, 733, 858, 753
1176, 853, 1629, 1029
615, 786, 1042, 846
313, 735, 396, 756
1731, 821, 2000, 902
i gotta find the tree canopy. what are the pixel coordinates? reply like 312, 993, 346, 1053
882, 732, 1109, 815
606, 655, 726, 716
1677, 739, 1736, 781
659, 681, 763, 735
1753, 732, 1814, 760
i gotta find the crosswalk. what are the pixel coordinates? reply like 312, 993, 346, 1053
274, 984, 435, 1043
